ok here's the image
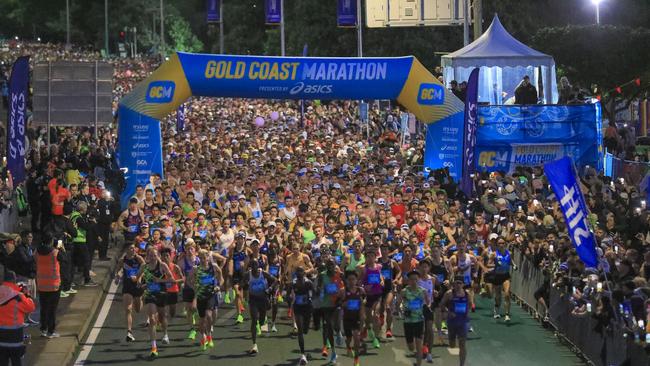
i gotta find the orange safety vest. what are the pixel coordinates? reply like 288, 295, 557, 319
37, 250, 61, 292
0, 283, 36, 346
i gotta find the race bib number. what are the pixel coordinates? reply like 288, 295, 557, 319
454, 301, 467, 314
325, 283, 338, 295
368, 273, 381, 285
408, 298, 423, 311
200, 275, 214, 286
234, 260, 242, 271
126, 268, 138, 277
346, 299, 361, 311
381, 269, 392, 280
435, 274, 445, 284
128, 225, 139, 233
269, 265, 280, 277
147, 282, 162, 292
251, 281, 266, 293
295, 294, 308, 305
139, 242, 147, 250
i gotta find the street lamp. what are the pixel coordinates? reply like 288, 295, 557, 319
591, 0, 602, 25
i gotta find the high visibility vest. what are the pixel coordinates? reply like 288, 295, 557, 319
0, 284, 35, 347
37, 250, 61, 292
71, 211, 87, 244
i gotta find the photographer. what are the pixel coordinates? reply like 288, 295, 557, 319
0, 269, 36, 366
36, 236, 65, 338
44, 205, 76, 297
70, 202, 98, 287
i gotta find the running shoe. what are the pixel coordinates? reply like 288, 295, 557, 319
126, 331, 135, 342
426, 353, 433, 363
249, 343, 259, 354
422, 345, 429, 356
208, 338, 214, 348
287, 308, 293, 319
326, 339, 331, 349
257, 323, 262, 336
493, 310, 501, 319
441, 321, 447, 330
469, 326, 474, 333
299, 354, 308, 365
354, 356, 360, 366
236, 313, 244, 324
346, 347, 353, 357
40, 330, 48, 337
321, 346, 329, 357
271, 323, 278, 333
59, 291, 70, 298
471, 303, 476, 312
372, 337, 381, 349
328, 352, 337, 365
67, 288, 78, 294
46, 332, 60, 339
150, 347, 158, 357
200, 339, 208, 351
162, 334, 170, 344
278, 294, 284, 303
385, 329, 393, 339
261, 322, 269, 333
188, 329, 197, 340
224, 291, 231, 304
504, 314, 511, 322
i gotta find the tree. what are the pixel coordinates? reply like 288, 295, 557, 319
167, 14, 203, 53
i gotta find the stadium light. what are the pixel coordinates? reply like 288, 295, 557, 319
591, 0, 603, 24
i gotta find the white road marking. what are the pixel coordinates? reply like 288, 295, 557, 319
447, 347, 460, 355
74, 280, 119, 365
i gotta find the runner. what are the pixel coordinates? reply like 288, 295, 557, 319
489, 238, 516, 322
417, 259, 437, 363
229, 231, 250, 324
401, 270, 428, 366
450, 243, 477, 315
137, 246, 174, 357
244, 258, 277, 355
118, 198, 145, 247
113, 243, 145, 342
359, 246, 383, 349
291, 266, 314, 365
441, 276, 471, 366
342, 270, 365, 366
430, 245, 452, 345
162, 248, 183, 318
189, 249, 223, 351
316, 258, 345, 365
266, 244, 282, 333
177, 240, 200, 340
378, 242, 400, 340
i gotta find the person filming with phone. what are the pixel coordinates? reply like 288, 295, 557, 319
36, 235, 66, 339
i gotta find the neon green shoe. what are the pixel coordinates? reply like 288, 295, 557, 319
372, 337, 381, 349
368, 329, 375, 340
256, 323, 261, 335
277, 294, 284, 303
188, 329, 197, 340
200, 341, 208, 351
236, 314, 244, 324
326, 339, 331, 349
208, 339, 214, 348
224, 291, 231, 304
192, 312, 198, 326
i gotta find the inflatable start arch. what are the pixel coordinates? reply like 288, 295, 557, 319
118, 52, 464, 205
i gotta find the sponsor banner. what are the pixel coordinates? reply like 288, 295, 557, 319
117, 105, 163, 208
6, 56, 29, 185
337, 0, 357, 27
424, 112, 464, 179
265, 0, 282, 25
544, 157, 599, 268
206, 0, 220, 23
460, 68, 479, 197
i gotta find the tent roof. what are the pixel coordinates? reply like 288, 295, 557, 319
441, 15, 554, 69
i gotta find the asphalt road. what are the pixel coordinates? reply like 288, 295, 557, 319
76, 284, 584, 366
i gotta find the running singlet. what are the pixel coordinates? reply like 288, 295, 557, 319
363, 264, 383, 295
195, 265, 217, 299
320, 272, 342, 307
495, 249, 511, 273
417, 276, 435, 303
402, 286, 426, 323
292, 278, 313, 307
124, 211, 142, 239
249, 272, 268, 299
123, 256, 140, 280
448, 291, 469, 324
343, 288, 363, 320
430, 261, 447, 287
380, 260, 394, 291
457, 253, 472, 285
143, 263, 164, 294
346, 253, 365, 272
233, 249, 246, 272
182, 256, 200, 276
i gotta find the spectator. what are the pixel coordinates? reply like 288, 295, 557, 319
514, 76, 538, 105
36, 236, 64, 339
0, 269, 36, 366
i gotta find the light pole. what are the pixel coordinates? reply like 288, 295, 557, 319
592, 0, 602, 24
160, 0, 165, 58
66, 0, 71, 48
104, 0, 109, 55
219, 0, 224, 54
280, 0, 285, 56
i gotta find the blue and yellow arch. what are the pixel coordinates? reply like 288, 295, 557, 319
118, 52, 464, 205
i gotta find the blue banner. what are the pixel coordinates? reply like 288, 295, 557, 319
265, 0, 281, 25
177, 103, 186, 131
424, 112, 465, 179
178, 53, 413, 101
117, 105, 164, 208
6, 56, 29, 185
206, 0, 220, 23
359, 102, 368, 121
544, 157, 598, 268
460, 68, 479, 197
337, 0, 357, 27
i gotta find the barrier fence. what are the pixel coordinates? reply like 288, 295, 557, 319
604, 152, 650, 188
509, 250, 649, 366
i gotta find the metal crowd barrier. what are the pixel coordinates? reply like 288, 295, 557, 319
509, 250, 650, 366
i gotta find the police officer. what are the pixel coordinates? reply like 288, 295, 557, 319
0, 269, 36, 366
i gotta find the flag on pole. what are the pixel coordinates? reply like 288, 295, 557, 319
206, 0, 221, 23
6, 56, 29, 185
460, 68, 479, 197
177, 103, 186, 131
337, 0, 358, 27
544, 157, 599, 268
265, 0, 282, 25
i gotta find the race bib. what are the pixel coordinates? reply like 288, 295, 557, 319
408, 298, 423, 311
147, 282, 162, 292
200, 275, 214, 286
139, 242, 147, 250
234, 260, 242, 271
128, 225, 139, 233
126, 268, 138, 277
295, 294, 308, 305
454, 301, 467, 314
325, 283, 338, 295
334, 256, 342, 264
269, 265, 280, 277
346, 299, 361, 311
393, 253, 403, 262
251, 280, 266, 293
368, 273, 381, 285
435, 274, 445, 284
381, 269, 392, 280
199, 230, 208, 238
464, 275, 471, 286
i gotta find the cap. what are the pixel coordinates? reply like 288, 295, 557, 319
489, 233, 499, 241
236, 231, 246, 238
238, 194, 246, 200
400, 223, 410, 230
332, 183, 341, 189
377, 198, 386, 205
197, 208, 207, 215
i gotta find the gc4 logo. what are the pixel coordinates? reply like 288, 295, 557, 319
146, 81, 176, 103
417, 83, 444, 105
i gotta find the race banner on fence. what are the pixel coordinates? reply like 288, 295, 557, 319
6, 56, 29, 185
544, 157, 598, 268
337, 0, 357, 27
206, 0, 220, 23
460, 68, 479, 197
265, 0, 282, 25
